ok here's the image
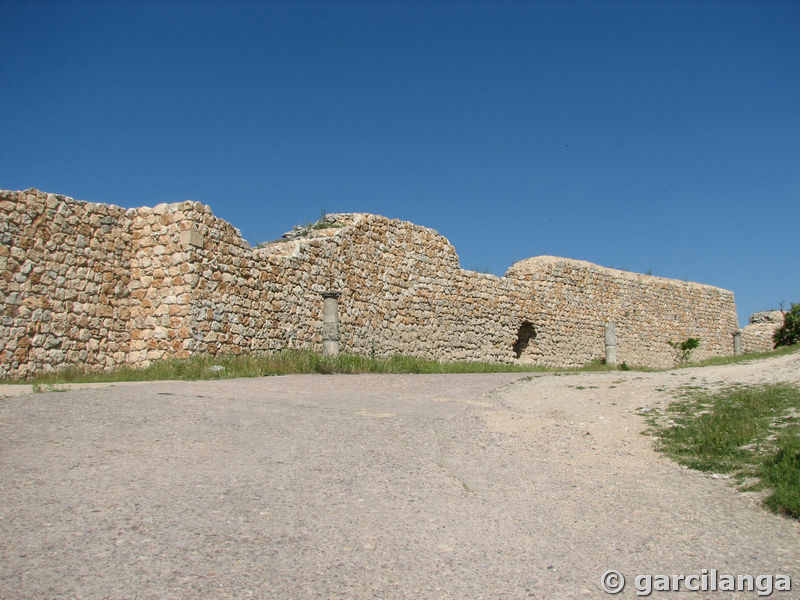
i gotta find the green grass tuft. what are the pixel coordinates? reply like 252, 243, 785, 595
682, 343, 800, 368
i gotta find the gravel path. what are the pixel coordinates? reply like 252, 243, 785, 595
1, 354, 799, 599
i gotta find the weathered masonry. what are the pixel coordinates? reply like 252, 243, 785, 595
0, 188, 777, 379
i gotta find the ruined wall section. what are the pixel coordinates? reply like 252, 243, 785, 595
0, 189, 744, 377
182, 205, 326, 358
179, 212, 539, 364
124, 202, 347, 364
0, 189, 133, 378
109, 197, 320, 366
507, 256, 739, 368
126, 201, 213, 364
741, 311, 784, 354
323, 214, 539, 363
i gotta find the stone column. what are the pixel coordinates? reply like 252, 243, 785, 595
732, 330, 742, 355
321, 291, 341, 357
605, 322, 617, 366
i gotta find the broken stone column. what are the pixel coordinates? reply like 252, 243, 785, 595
321, 291, 341, 357
604, 322, 617, 366
732, 329, 742, 355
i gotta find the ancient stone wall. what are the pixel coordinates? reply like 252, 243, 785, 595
314, 214, 539, 363
741, 310, 784, 354
172, 211, 540, 364
1, 189, 748, 378
506, 256, 739, 368
0, 190, 132, 378
127, 201, 212, 364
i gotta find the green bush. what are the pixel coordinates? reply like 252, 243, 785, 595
668, 337, 700, 366
774, 303, 800, 348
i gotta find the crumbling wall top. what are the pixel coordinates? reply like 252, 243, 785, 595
749, 310, 784, 325
505, 254, 728, 292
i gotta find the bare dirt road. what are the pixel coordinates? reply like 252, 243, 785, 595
1, 353, 799, 599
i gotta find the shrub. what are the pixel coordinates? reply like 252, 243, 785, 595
668, 337, 700, 366
774, 303, 800, 348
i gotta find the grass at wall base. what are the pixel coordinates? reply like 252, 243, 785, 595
8, 351, 550, 384
3, 344, 798, 385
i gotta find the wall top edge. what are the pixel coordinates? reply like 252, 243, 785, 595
2, 188, 732, 296
2, 188, 210, 216
506, 255, 734, 294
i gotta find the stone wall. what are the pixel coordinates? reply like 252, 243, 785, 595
741, 310, 784, 354
506, 256, 739, 368
167, 211, 540, 364
0, 190, 132, 378
1, 188, 749, 378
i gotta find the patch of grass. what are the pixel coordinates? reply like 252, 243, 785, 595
310, 220, 343, 231
2, 351, 543, 385
682, 343, 800, 368
574, 358, 618, 372
758, 431, 800, 517
2, 350, 658, 386
645, 383, 800, 518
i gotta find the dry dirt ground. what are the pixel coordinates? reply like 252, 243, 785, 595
1, 353, 799, 599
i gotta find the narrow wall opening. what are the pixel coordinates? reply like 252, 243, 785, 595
513, 321, 536, 358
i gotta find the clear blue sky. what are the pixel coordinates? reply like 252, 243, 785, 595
2, 0, 798, 326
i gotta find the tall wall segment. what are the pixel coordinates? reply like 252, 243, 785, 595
1, 189, 746, 378
506, 257, 739, 367
1, 190, 133, 378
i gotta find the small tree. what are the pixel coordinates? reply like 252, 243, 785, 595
668, 337, 700, 366
774, 303, 800, 348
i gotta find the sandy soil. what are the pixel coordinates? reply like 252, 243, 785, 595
1, 353, 799, 599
